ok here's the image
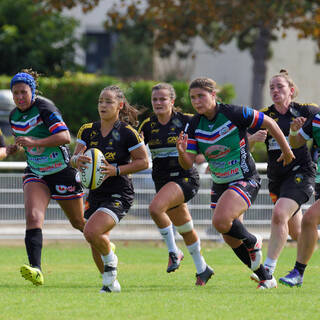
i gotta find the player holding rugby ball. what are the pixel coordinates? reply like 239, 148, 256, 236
71, 85, 148, 293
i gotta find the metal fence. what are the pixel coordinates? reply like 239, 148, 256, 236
0, 162, 314, 240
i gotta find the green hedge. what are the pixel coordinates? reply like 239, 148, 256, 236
1, 73, 272, 163
0, 73, 236, 136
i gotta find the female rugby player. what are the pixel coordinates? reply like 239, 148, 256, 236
177, 77, 294, 289
8, 69, 85, 286
72, 85, 148, 293
279, 114, 320, 287
139, 83, 213, 286
248, 70, 319, 280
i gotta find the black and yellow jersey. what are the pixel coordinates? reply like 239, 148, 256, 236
249, 102, 319, 179
139, 111, 198, 182
77, 120, 144, 200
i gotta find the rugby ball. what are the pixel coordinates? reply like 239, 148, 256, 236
80, 148, 105, 190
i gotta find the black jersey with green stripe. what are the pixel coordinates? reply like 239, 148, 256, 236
248, 102, 319, 179
0, 129, 4, 147
186, 103, 264, 184
300, 111, 320, 183
9, 97, 70, 175
76, 120, 144, 200
139, 111, 198, 182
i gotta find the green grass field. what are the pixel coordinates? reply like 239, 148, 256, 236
0, 240, 319, 320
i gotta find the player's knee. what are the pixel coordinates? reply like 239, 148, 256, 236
212, 216, 229, 233
83, 226, 96, 243
149, 201, 162, 218
271, 209, 287, 225
70, 219, 85, 232
302, 210, 317, 228
175, 220, 193, 234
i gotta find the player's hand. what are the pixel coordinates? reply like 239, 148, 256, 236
15, 136, 37, 148
248, 130, 267, 143
73, 145, 90, 170
277, 150, 295, 166
290, 117, 306, 132
176, 131, 188, 154
100, 158, 116, 177
6, 144, 19, 155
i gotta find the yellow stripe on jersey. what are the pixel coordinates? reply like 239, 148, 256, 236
260, 107, 269, 113
126, 124, 143, 143
138, 117, 151, 133
299, 103, 319, 107
77, 123, 93, 139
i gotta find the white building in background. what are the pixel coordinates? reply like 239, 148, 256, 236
64, 0, 320, 106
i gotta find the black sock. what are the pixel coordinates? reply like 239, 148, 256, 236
25, 228, 43, 270
294, 261, 307, 276
223, 219, 256, 248
254, 265, 272, 281
232, 243, 251, 268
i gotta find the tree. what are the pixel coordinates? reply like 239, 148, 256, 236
34, 0, 320, 106
0, 0, 81, 76
102, 20, 154, 79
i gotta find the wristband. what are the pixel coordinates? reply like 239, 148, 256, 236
71, 154, 79, 167
116, 166, 120, 176
289, 129, 299, 136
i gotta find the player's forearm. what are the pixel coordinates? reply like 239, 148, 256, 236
178, 150, 194, 170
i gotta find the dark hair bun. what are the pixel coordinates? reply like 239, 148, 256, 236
279, 69, 288, 75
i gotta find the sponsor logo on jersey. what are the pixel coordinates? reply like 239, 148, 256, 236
55, 185, 76, 194
219, 126, 230, 136
49, 112, 63, 122
228, 159, 238, 166
249, 179, 258, 187
167, 136, 178, 144
112, 130, 120, 141
50, 152, 59, 159
113, 200, 121, 207
90, 141, 99, 146
240, 139, 249, 173
211, 161, 225, 169
172, 118, 182, 128
27, 146, 45, 155
39, 162, 63, 172
29, 156, 49, 163
242, 106, 253, 119
151, 129, 159, 133
149, 139, 161, 146
205, 145, 230, 159
214, 168, 239, 177
231, 180, 247, 187
90, 131, 97, 138
295, 174, 303, 184
104, 152, 116, 161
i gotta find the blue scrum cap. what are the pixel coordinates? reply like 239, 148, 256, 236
10, 72, 36, 101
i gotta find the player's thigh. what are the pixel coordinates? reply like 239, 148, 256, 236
57, 197, 85, 230
84, 210, 116, 236
23, 181, 50, 227
150, 181, 185, 213
288, 209, 302, 241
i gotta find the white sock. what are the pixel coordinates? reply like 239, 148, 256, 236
101, 249, 116, 265
159, 224, 178, 253
187, 240, 207, 274
264, 257, 277, 274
